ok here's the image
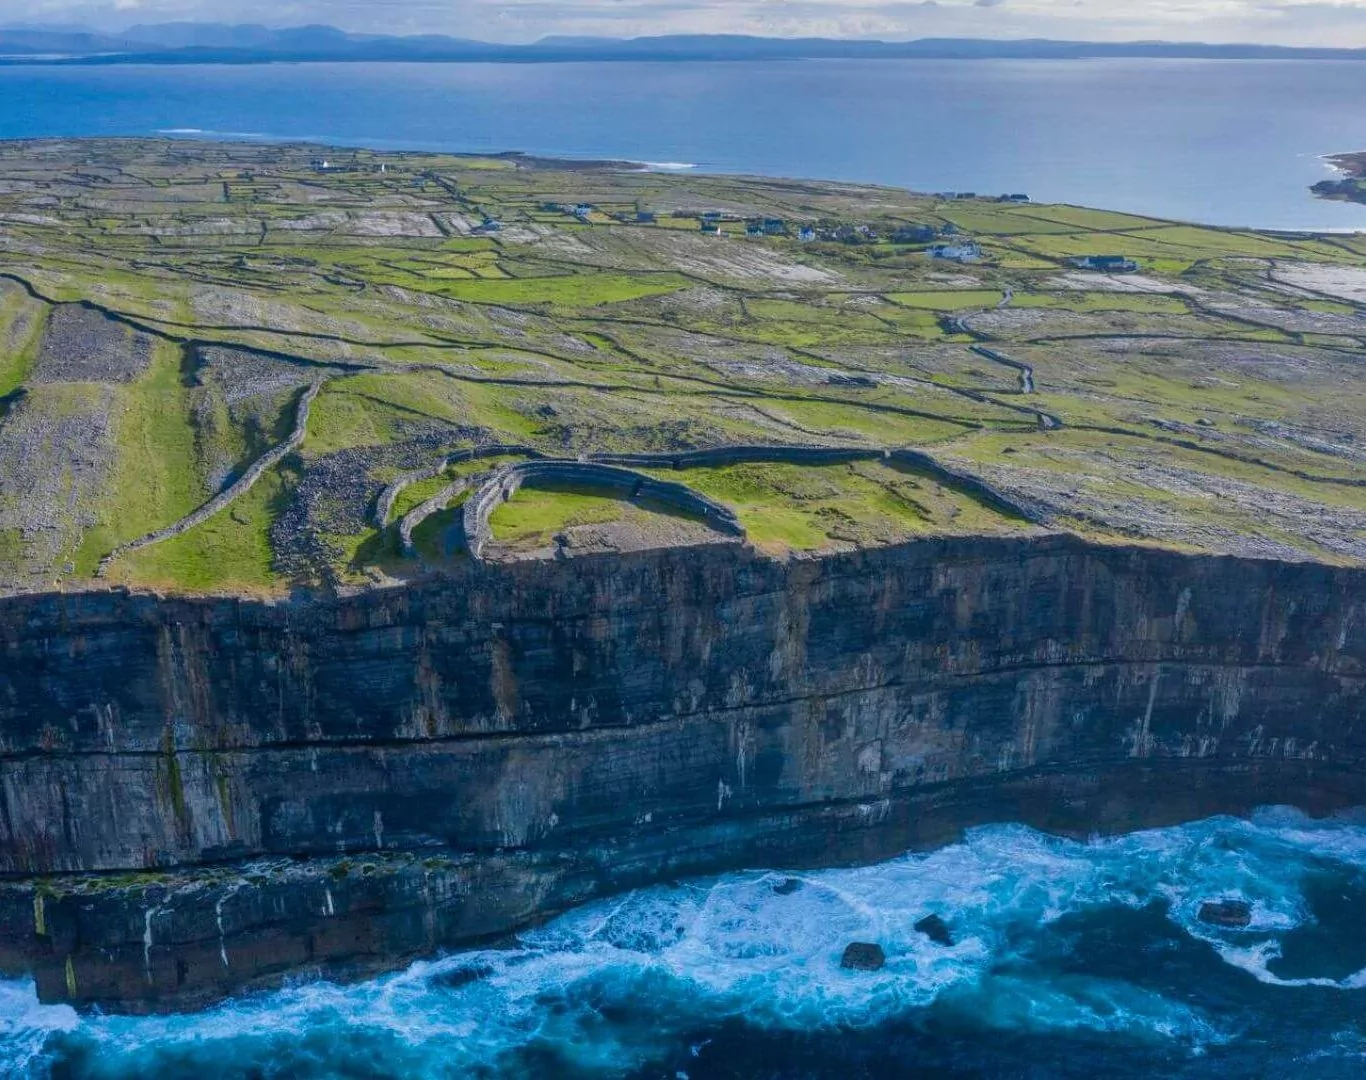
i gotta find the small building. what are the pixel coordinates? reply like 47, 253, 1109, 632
745, 220, 765, 236
929, 241, 983, 264
701, 211, 723, 223
1069, 255, 1139, 273
999, 193, 1030, 203
798, 226, 817, 242
636, 211, 657, 223
573, 204, 594, 220
763, 218, 786, 236
472, 218, 503, 235
700, 221, 722, 235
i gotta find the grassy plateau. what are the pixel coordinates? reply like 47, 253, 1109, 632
1, 138, 1365, 595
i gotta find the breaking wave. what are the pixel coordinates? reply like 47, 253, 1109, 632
7, 808, 1366, 1077
157, 128, 268, 139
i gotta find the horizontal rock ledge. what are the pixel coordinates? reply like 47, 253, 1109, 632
2, 758, 1362, 1014
0, 534, 1364, 1010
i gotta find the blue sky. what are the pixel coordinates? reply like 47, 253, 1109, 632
7, 0, 1366, 46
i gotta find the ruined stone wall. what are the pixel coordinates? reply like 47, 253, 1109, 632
461, 459, 743, 557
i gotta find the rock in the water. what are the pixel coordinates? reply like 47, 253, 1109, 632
430, 961, 494, 989
772, 877, 802, 895
1198, 899, 1253, 928
914, 913, 954, 947
840, 942, 886, 971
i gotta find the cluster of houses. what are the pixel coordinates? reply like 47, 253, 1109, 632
308, 158, 389, 175
791, 221, 947, 245
530, 199, 999, 263
936, 192, 1030, 203
542, 202, 597, 221
694, 211, 785, 236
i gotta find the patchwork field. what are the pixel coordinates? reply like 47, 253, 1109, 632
2, 138, 1365, 595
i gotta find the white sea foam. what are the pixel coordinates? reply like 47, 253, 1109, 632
0, 979, 78, 1076
156, 128, 267, 139
8, 811, 1366, 1076
636, 161, 699, 171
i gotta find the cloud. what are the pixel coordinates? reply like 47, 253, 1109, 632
8, 0, 1366, 45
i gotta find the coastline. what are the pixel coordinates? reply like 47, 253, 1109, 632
2, 534, 1364, 1012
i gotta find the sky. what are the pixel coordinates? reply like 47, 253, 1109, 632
7, 0, 1366, 47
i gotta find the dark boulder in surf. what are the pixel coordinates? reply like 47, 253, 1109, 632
914, 914, 955, 947
1198, 899, 1253, 928
430, 962, 495, 990
840, 942, 886, 971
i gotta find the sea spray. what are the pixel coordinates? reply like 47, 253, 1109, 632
8, 809, 1366, 1078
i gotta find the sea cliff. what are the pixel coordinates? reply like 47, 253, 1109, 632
1, 535, 1364, 1012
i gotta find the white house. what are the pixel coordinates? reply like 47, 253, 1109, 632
929, 241, 983, 263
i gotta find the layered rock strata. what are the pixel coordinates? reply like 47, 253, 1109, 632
0, 535, 1363, 1011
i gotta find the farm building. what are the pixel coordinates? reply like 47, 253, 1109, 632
1069, 255, 1139, 273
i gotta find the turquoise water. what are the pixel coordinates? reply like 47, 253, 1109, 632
4, 58, 1366, 229
8, 808, 1366, 1077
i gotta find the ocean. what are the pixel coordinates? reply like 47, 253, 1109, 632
8, 809, 1366, 1078
3, 57, 1366, 230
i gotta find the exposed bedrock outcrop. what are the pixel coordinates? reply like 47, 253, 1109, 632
1, 535, 1365, 1011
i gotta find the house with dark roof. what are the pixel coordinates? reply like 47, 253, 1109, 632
1069, 255, 1139, 273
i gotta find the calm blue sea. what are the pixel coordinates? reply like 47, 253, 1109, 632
3, 58, 1366, 229
8, 810, 1366, 1078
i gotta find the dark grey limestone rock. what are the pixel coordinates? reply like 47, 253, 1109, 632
2, 535, 1366, 1012
841, 942, 886, 971
914, 914, 954, 947
1198, 899, 1253, 929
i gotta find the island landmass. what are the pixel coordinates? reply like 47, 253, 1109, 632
1, 140, 1365, 1012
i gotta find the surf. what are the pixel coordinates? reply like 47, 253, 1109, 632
8, 808, 1366, 1078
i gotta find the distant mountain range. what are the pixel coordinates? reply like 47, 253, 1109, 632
2, 24, 1364, 64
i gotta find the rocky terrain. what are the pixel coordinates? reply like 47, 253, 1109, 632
1313, 150, 1366, 206
2, 537, 1365, 1012
0, 140, 1364, 594
2, 140, 1366, 1013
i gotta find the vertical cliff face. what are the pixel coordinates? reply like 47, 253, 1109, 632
1, 535, 1364, 1011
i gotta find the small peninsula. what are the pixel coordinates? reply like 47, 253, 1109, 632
1312, 151, 1366, 205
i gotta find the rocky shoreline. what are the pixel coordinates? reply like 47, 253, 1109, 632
1, 535, 1364, 1012
1312, 150, 1366, 203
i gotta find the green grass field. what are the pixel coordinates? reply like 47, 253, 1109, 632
1, 138, 1364, 593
